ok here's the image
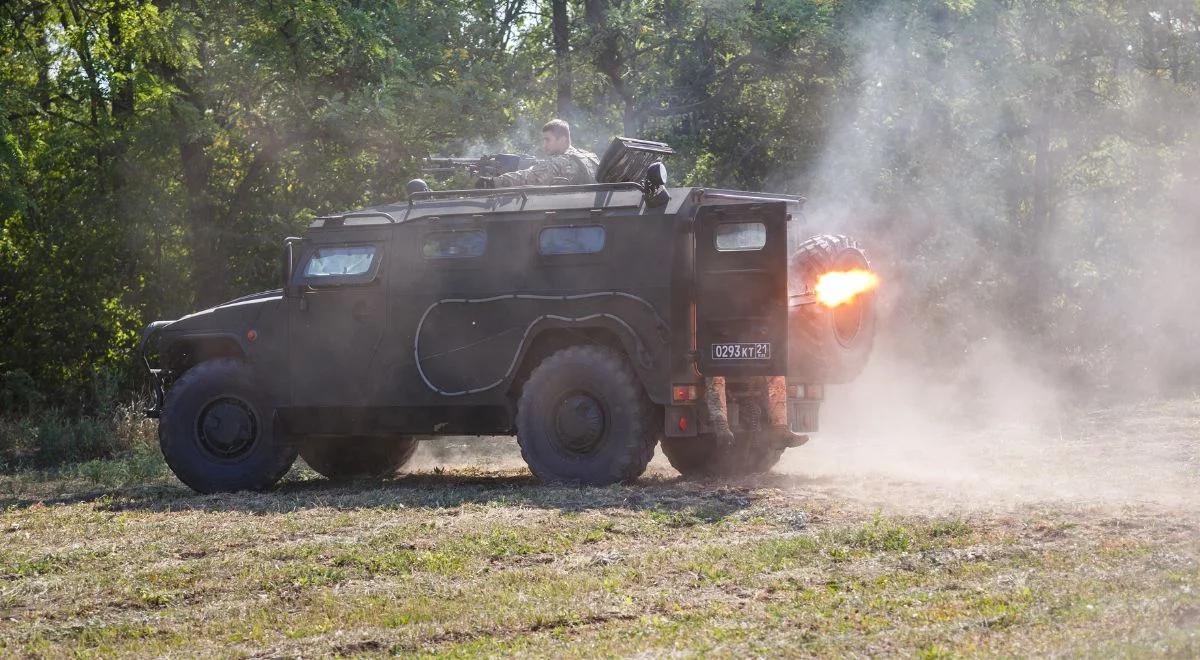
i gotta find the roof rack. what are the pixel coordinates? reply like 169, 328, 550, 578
408, 181, 644, 205
696, 190, 806, 204
315, 210, 398, 226
408, 181, 643, 204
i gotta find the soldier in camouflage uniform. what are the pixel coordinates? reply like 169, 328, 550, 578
478, 119, 599, 188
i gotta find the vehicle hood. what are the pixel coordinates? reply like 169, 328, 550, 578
163, 289, 284, 332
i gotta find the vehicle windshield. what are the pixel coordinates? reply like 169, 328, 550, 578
304, 245, 376, 277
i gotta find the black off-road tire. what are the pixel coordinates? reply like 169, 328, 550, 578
516, 345, 657, 485
159, 359, 298, 493
300, 436, 418, 481
789, 234, 877, 384
661, 434, 784, 479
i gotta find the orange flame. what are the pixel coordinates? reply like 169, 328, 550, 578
815, 269, 879, 308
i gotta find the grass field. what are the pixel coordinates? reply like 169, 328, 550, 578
1, 398, 1198, 657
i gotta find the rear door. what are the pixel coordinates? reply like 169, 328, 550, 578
694, 202, 788, 376
288, 231, 390, 407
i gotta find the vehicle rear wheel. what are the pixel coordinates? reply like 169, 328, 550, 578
300, 436, 418, 481
516, 345, 657, 485
789, 234, 877, 384
661, 434, 785, 479
159, 359, 298, 493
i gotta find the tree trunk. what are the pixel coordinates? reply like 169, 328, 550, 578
584, 0, 637, 135
32, 5, 52, 111
178, 130, 226, 308
551, 0, 573, 118
150, 31, 228, 308
109, 3, 135, 126
1024, 119, 1056, 332
59, 1, 104, 128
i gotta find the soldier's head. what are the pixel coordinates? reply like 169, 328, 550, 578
541, 119, 572, 155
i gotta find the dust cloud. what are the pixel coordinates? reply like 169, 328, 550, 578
408, 436, 528, 472
778, 5, 1200, 511
783, 350, 1200, 511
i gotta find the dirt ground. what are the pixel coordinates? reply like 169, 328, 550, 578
1, 394, 1197, 657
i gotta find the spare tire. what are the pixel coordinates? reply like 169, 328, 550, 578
789, 234, 876, 384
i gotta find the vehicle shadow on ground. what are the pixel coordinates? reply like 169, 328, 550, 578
1, 470, 784, 521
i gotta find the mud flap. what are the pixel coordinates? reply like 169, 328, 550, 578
703, 377, 734, 445
663, 405, 698, 438
767, 376, 808, 447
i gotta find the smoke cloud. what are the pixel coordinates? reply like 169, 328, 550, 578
779, 3, 1200, 509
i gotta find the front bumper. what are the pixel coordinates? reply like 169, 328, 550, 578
140, 321, 174, 418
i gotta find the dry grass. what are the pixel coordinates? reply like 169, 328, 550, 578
0, 401, 1198, 657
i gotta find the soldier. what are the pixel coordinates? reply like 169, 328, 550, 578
477, 119, 599, 188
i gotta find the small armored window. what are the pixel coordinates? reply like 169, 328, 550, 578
714, 222, 767, 251
423, 230, 487, 259
539, 226, 606, 255
303, 245, 377, 278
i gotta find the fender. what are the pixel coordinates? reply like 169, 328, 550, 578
163, 332, 248, 366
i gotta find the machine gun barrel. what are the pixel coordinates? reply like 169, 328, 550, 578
421, 153, 537, 178
421, 157, 482, 175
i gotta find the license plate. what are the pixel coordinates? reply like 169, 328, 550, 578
711, 342, 771, 360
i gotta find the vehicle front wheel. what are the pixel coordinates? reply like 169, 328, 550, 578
300, 436, 418, 481
516, 345, 657, 485
159, 359, 298, 493
661, 434, 784, 479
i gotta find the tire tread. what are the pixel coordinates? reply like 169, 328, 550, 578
516, 345, 656, 484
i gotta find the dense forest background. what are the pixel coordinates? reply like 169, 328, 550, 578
2, 0, 1199, 432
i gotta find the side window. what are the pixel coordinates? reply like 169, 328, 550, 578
302, 245, 378, 283
423, 230, 487, 259
539, 225, 606, 255
714, 222, 766, 252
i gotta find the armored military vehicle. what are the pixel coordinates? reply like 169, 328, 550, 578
142, 138, 876, 493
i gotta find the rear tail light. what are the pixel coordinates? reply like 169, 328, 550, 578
672, 384, 699, 403
788, 384, 824, 400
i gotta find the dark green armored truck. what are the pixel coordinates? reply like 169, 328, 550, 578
142, 139, 877, 493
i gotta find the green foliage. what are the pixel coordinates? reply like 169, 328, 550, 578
0, 369, 44, 412
2, 0, 1199, 422
0, 401, 156, 470
844, 514, 914, 552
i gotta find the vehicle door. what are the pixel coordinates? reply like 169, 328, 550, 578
288, 230, 391, 407
694, 202, 789, 376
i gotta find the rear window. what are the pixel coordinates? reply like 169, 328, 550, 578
714, 222, 767, 251
539, 226, 606, 255
303, 245, 377, 278
423, 230, 487, 259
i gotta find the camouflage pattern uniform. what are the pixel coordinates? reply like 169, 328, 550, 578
492, 146, 599, 187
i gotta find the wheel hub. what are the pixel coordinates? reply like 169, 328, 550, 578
831, 254, 870, 347
553, 392, 606, 454
197, 397, 258, 459
833, 301, 863, 346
